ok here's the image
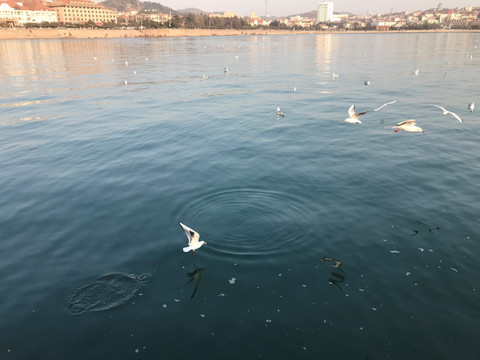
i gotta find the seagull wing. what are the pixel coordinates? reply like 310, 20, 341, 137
353, 111, 367, 119
179, 223, 200, 246
397, 119, 416, 126
449, 112, 463, 123
348, 105, 355, 117
374, 100, 397, 111
432, 104, 447, 112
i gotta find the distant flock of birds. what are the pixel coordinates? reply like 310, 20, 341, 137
276, 68, 474, 133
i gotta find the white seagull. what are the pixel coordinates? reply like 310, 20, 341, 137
432, 105, 463, 123
374, 100, 398, 112
412, 69, 419, 76
332, 73, 339, 78
364, 80, 371, 86
276, 107, 285, 117
468, 102, 474, 112
394, 120, 424, 133
345, 104, 367, 124
179, 223, 206, 255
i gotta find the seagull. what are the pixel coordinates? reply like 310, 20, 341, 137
374, 100, 397, 112
364, 80, 371, 86
345, 104, 367, 124
468, 102, 474, 112
332, 73, 339, 78
412, 69, 419, 76
224, 67, 229, 74
432, 105, 463, 123
394, 120, 424, 133
179, 223, 206, 255
276, 107, 285, 117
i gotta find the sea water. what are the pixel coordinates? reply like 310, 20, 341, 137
0, 32, 479, 359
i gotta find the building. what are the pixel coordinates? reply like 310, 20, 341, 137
317, 1, 333, 23
208, 12, 237, 18
134, 12, 171, 24
0, 0, 57, 26
49, 0, 117, 25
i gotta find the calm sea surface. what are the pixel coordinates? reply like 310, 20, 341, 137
1, 32, 479, 359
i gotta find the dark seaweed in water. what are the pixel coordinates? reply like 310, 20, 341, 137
66, 273, 152, 315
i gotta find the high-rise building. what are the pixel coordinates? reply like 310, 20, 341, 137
317, 1, 333, 23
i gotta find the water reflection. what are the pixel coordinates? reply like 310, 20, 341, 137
322, 256, 346, 293
186, 264, 206, 301
410, 219, 440, 236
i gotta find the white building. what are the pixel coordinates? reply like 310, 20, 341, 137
317, 1, 333, 23
0, 0, 57, 26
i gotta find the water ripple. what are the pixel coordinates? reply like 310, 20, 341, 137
176, 188, 316, 257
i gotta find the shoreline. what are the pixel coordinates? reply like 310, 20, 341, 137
0, 27, 479, 40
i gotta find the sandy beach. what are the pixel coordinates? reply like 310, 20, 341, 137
0, 28, 307, 40
1, 27, 478, 40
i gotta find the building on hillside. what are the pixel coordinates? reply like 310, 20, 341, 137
49, 0, 117, 25
208, 12, 237, 18
0, 0, 57, 26
317, 1, 333, 23
134, 12, 171, 23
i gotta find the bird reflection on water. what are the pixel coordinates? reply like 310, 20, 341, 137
322, 257, 346, 293
186, 264, 206, 301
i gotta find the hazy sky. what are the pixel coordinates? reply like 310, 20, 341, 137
157, 0, 475, 17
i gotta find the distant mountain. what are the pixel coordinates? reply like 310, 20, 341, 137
285, 10, 354, 19
287, 10, 317, 19
100, 0, 179, 14
176, 8, 206, 15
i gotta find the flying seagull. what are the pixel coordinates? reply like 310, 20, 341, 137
394, 119, 424, 133
345, 104, 367, 124
468, 102, 474, 112
432, 105, 463, 123
373, 100, 398, 112
179, 223, 206, 255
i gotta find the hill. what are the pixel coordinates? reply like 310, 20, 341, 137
100, 0, 179, 14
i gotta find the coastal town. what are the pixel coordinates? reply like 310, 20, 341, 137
1, 0, 480, 31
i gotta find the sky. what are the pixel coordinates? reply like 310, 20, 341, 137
156, 0, 476, 17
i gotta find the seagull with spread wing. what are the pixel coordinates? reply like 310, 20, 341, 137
432, 105, 463, 123
394, 119, 424, 133
179, 223, 206, 255
374, 100, 397, 112
345, 104, 367, 124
